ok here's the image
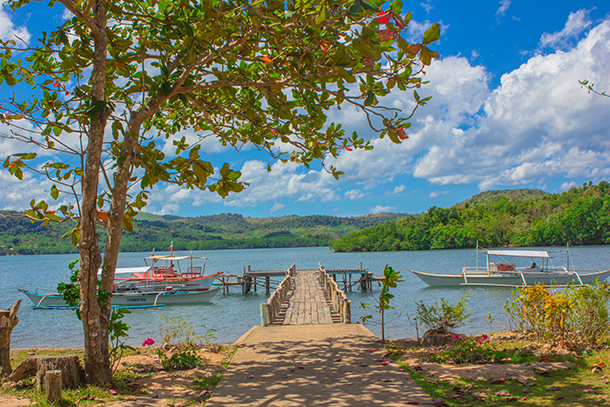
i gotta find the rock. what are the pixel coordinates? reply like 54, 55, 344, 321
555, 349, 571, 357
422, 329, 454, 347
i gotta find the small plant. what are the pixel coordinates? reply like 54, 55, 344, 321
415, 292, 472, 333
360, 265, 403, 342
159, 314, 216, 346
158, 348, 202, 370
109, 307, 135, 373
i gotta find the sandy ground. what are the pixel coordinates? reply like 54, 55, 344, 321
206, 324, 432, 407
0, 334, 577, 406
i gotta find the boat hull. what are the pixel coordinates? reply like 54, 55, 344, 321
408, 269, 610, 287
115, 272, 222, 292
21, 287, 220, 308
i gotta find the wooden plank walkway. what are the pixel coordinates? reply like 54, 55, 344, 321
283, 269, 333, 325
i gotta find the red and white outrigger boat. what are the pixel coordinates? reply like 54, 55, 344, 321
112, 245, 222, 293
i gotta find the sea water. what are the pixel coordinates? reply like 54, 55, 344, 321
1, 245, 609, 348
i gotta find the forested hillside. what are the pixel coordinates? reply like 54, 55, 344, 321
329, 181, 610, 252
0, 212, 404, 255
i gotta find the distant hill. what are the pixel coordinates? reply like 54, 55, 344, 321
330, 181, 610, 252
0, 211, 405, 255
458, 189, 549, 206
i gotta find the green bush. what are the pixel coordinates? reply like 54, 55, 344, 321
504, 281, 610, 346
415, 293, 472, 332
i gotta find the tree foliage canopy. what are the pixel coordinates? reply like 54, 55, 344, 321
0, 0, 439, 385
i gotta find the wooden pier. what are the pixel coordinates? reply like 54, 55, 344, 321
218, 263, 378, 294
260, 265, 351, 326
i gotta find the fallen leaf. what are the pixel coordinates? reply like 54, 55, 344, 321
370, 348, 378, 352
522, 388, 530, 393
521, 397, 527, 401
360, 363, 369, 367
400, 368, 405, 372
382, 361, 391, 365
237, 343, 246, 347
297, 366, 304, 369
109, 389, 119, 395
601, 375, 607, 379
494, 391, 510, 396
382, 353, 390, 357
548, 387, 560, 391
489, 378, 509, 384
198, 390, 209, 397
334, 358, 342, 362
584, 388, 598, 393
375, 358, 384, 362
404, 402, 420, 405
379, 378, 393, 382
538, 358, 550, 362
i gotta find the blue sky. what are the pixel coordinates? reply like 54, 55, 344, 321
1, 1, 610, 219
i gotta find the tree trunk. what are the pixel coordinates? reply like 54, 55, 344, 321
0, 300, 21, 376
78, 0, 112, 387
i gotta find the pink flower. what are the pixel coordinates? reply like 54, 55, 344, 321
142, 338, 155, 346
452, 334, 462, 342
475, 339, 482, 344
481, 334, 488, 340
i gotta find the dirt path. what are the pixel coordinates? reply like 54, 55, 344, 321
206, 324, 432, 407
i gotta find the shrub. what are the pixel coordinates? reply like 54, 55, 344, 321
158, 348, 202, 370
415, 293, 472, 332
504, 281, 610, 346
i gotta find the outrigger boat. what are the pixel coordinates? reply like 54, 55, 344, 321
21, 245, 222, 309
408, 245, 610, 287
20, 286, 220, 309
112, 253, 222, 293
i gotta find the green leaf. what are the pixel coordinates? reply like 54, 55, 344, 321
50, 185, 59, 200
423, 23, 441, 45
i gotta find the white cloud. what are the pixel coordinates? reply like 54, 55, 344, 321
270, 203, 285, 213
344, 189, 366, 200
560, 181, 578, 191
370, 204, 396, 213
429, 190, 449, 198
393, 185, 406, 194
496, 0, 511, 17
411, 18, 610, 190
420, 2, 433, 14
539, 9, 592, 50
0, 8, 30, 43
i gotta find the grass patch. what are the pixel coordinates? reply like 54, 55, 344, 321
391, 339, 610, 406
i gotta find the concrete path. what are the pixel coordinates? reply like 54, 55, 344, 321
206, 324, 433, 406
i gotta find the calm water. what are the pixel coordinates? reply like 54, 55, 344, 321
1, 245, 609, 348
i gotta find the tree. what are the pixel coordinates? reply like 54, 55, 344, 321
0, 0, 439, 385
580, 79, 609, 98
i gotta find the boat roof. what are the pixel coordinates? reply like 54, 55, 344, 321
155, 256, 207, 261
485, 249, 551, 258
98, 266, 151, 276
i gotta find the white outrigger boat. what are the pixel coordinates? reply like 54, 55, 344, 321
20, 286, 220, 309
408, 245, 610, 287
112, 253, 222, 293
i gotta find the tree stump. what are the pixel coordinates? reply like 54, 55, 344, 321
35, 355, 83, 391
45, 370, 62, 403
0, 299, 21, 376
9, 355, 83, 391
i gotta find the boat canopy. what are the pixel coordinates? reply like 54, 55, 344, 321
156, 256, 207, 261
485, 250, 551, 258
98, 266, 151, 276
